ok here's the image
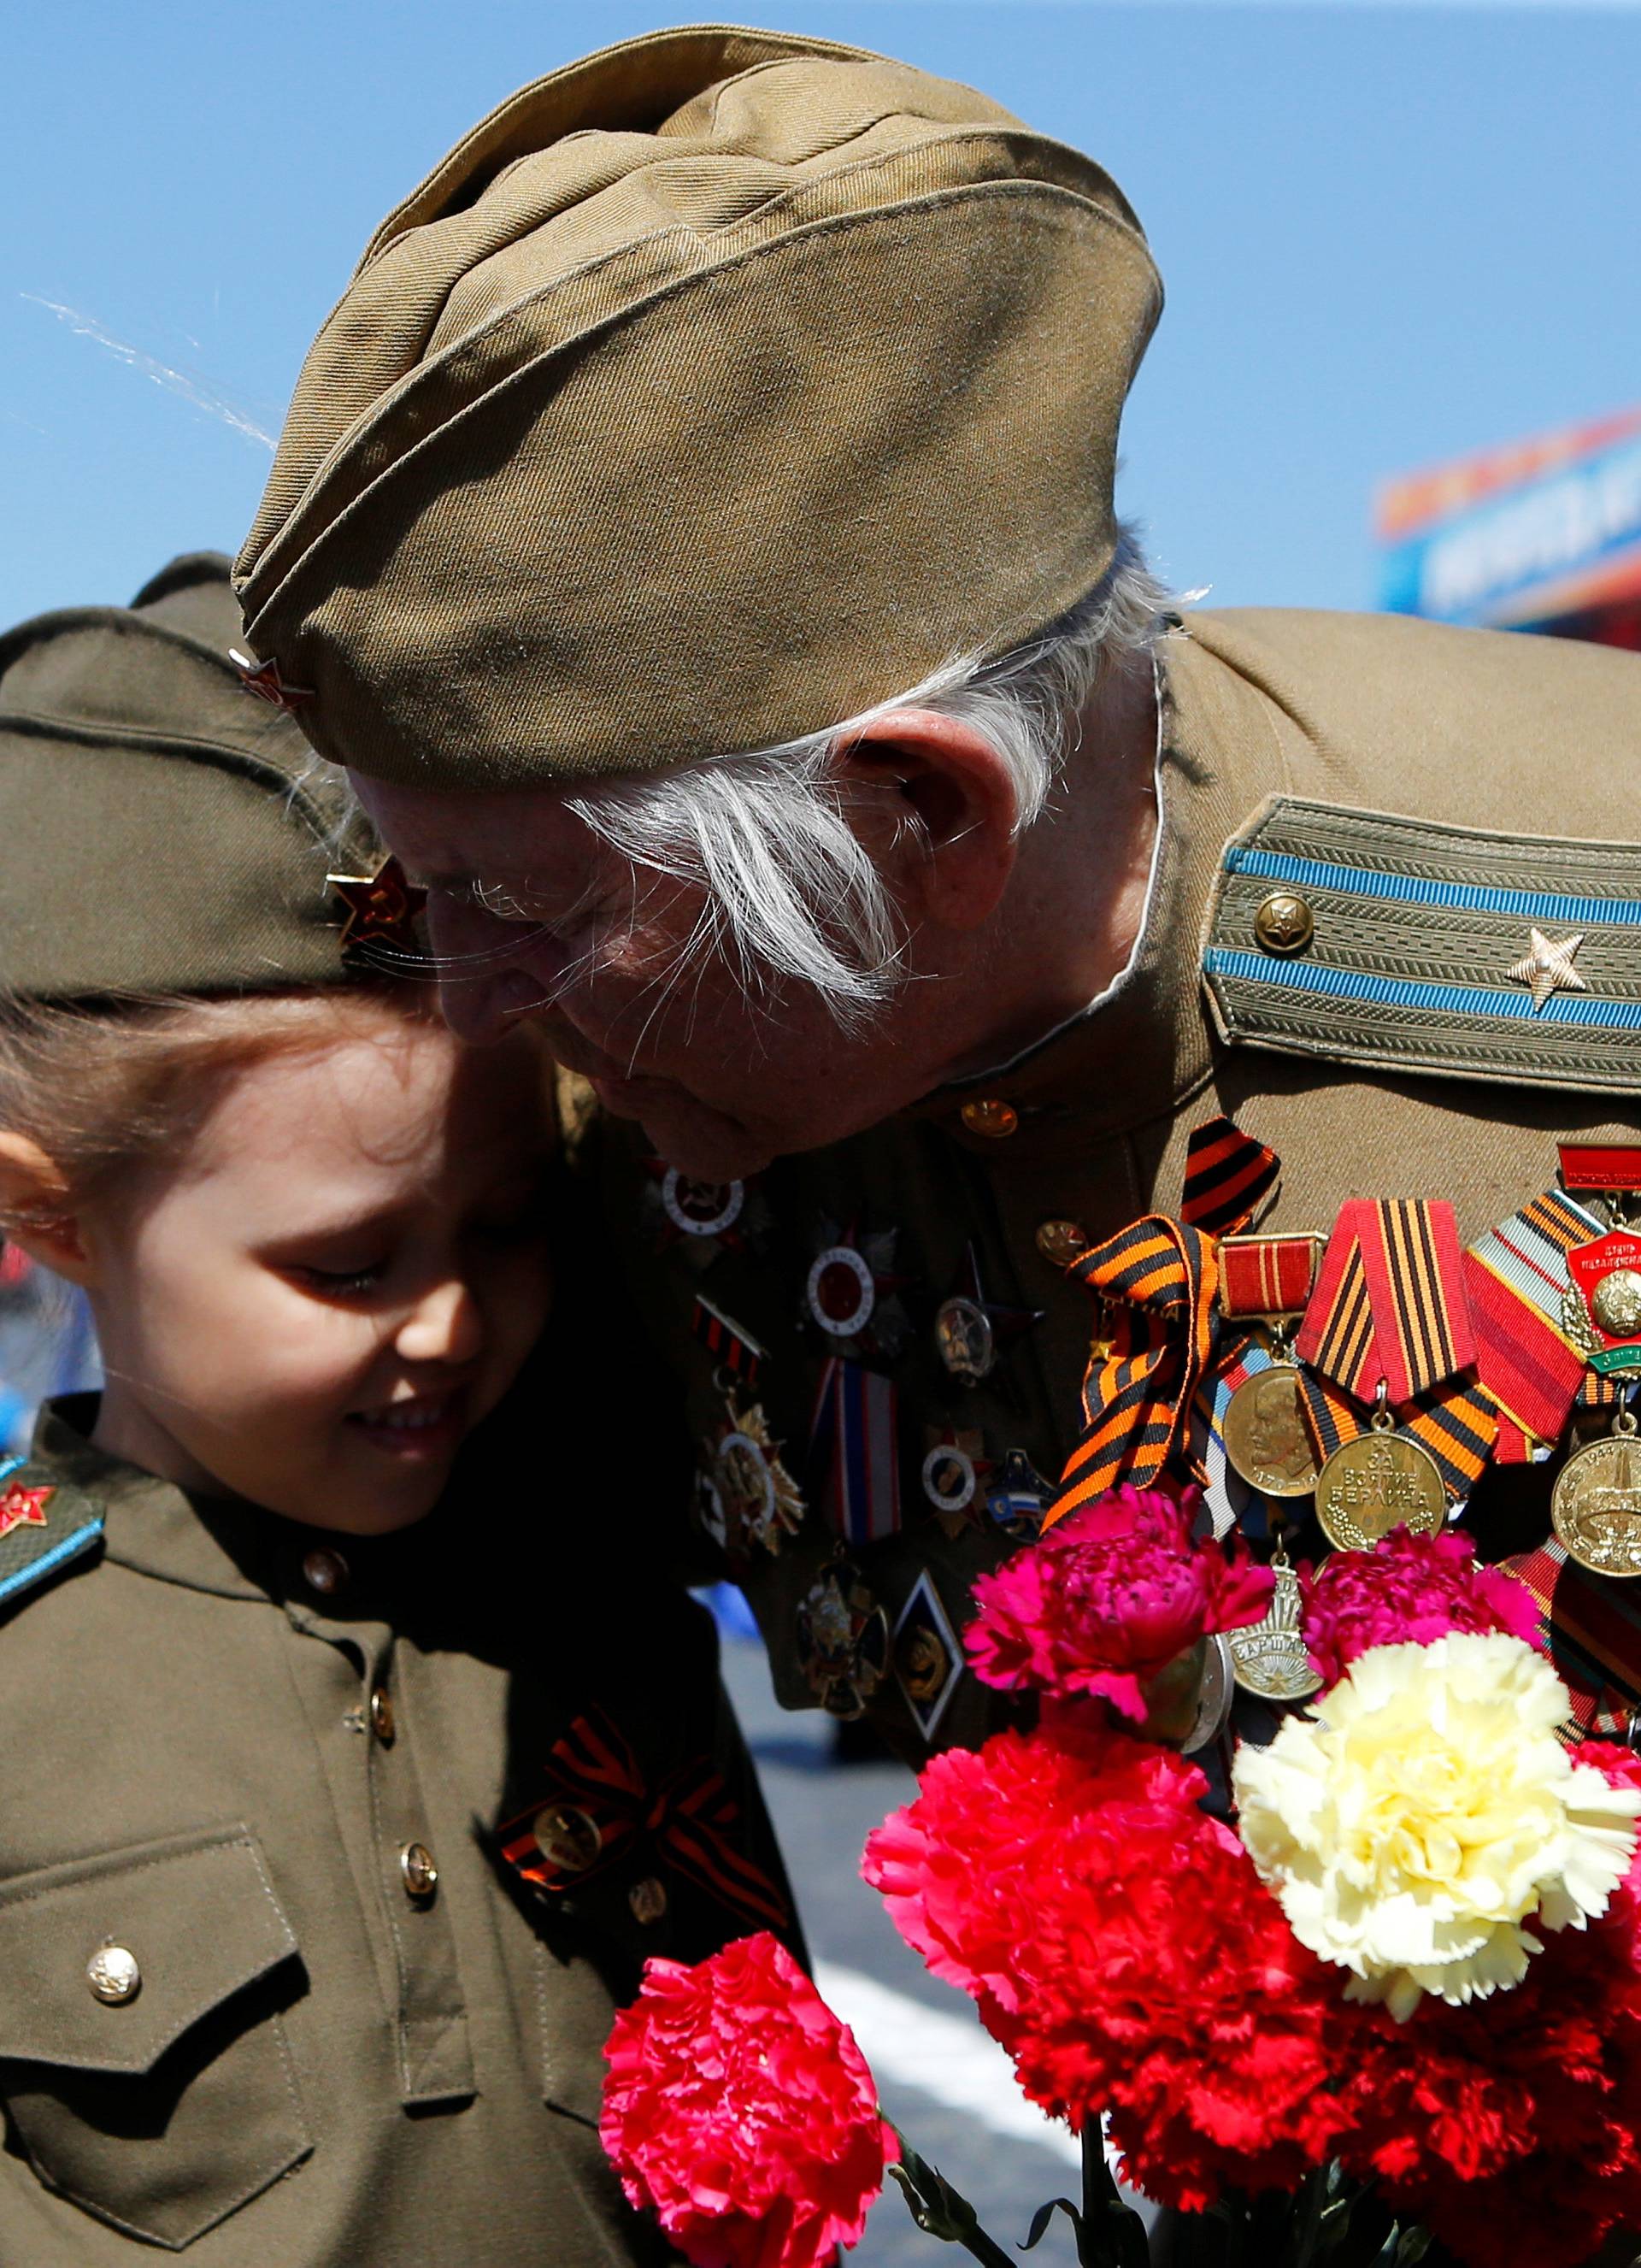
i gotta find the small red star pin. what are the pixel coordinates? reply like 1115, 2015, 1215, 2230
0, 1482, 52, 1542
228, 647, 314, 713
326, 857, 428, 961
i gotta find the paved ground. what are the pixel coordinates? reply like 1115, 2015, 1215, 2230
720, 1629, 1153, 2268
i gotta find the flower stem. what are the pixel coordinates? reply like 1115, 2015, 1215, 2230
886, 2133, 1022, 2268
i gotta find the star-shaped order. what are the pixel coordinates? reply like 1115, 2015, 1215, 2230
327, 857, 428, 962
1506, 928, 1589, 1014
0, 1481, 52, 1542
228, 647, 314, 713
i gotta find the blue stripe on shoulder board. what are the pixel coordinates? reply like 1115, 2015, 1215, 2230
1203, 950, 1641, 1031
0, 1517, 104, 1606
1225, 847, 1641, 929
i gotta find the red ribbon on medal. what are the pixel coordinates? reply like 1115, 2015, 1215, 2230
809, 1358, 902, 1548
497, 1708, 791, 1932
1216, 1234, 1321, 1321
1503, 1537, 1641, 1745
1558, 1145, 1641, 1195
1464, 1187, 1600, 1458
1295, 1199, 1497, 1499
690, 1294, 766, 1390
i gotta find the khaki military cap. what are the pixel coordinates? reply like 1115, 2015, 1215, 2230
235, 23, 1162, 791
0, 555, 379, 1001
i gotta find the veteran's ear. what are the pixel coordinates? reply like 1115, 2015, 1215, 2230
0, 1134, 95, 1284
833, 708, 1021, 932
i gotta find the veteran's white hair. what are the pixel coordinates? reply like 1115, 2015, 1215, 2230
565, 528, 1173, 1026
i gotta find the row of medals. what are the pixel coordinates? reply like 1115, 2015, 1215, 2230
1211, 1245, 1641, 1710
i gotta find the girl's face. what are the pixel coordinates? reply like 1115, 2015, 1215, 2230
83, 1010, 556, 1534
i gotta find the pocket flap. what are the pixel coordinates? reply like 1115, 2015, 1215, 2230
0, 1826, 297, 2076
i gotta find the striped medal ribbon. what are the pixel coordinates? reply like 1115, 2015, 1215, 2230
809, 1356, 902, 1547
1180, 1113, 1280, 1238
1503, 1511, 1641, 1745
1465, 1186, 1609, 1461
497, 1707, 792, 1930
1048, 1213, 1235, 1529
1295, 1199, 1497, 1505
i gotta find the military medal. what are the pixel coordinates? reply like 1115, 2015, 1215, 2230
810, 1358, 902, 1547
1217, 1233, 1323, 1498
1314, 1396, 1448, 1553
795, 1556, 891, 1718
1552, 1174, 1641, 1576
0, 1477, 51, 1541
690, 1294, 766, 1390
706, 1391, 805, 1555
920, 1427, 993, 1538
1182, 1632, 1237, 1753
1226, 1538, 1323, 1702
802, 1219, 912, 1360
985, 1449, 1054, 1542
1296, 1196, 1491, 1534
891, 1570, 963, 1741
664, 1169, 744, 1240
933, 1243, 1043, 1386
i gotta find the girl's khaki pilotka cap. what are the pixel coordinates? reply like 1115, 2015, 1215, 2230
232, 22, 1163, 793
0, 555, 386, 1002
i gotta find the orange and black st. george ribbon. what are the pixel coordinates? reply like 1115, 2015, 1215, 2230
496, 1707, 791, 1931
1045, 1214, 1229, 1528
1180, 1114, 1280, 1239
1296, 1198, 1497, 1497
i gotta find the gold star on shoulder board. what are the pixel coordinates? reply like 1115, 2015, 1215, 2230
1505, 928, 1589, 1014
326, 857, 428, 963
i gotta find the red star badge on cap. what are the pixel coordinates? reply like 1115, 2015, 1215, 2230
327, 857, 428, 963
228, 647, 314, 713
0, 1481, 52, 1541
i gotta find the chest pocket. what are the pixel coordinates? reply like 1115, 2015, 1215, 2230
0, 1824, 310, 2250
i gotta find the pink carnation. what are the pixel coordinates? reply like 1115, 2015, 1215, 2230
966, 1484, 1273, 1722
1301, 1525, 1541, 1690
601, 1933, 896, 2268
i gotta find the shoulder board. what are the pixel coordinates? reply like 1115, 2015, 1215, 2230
0, 1453, 103, 1614
1203, 797, 1641, 1096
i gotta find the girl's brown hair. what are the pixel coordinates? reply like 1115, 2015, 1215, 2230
0, 984, 442, 1239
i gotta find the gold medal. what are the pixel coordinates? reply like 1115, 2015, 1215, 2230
1314, 1410, 1446, 1554
1227, 1545, 1321, 1703
1552, 1409, 1641, 1579
1221, 1364, 1320, 1498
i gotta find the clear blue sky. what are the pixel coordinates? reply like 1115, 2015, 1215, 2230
3, 1, 1638, 631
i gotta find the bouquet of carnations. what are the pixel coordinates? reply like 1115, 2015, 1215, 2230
600, 1489, 1641, 2268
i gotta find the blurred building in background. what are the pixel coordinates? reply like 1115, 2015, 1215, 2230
0, 1249, 99, 1455
1377, 404, 1641, 651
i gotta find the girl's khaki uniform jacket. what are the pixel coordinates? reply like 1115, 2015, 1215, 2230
0, 1398, 787, 2263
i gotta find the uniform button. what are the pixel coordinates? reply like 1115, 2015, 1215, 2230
1035, 1218, 1090, 1268
1253, 891, 1315, 957
87, 1942, 141, 2005
399, 1841, 438, 1900
302, 1546, 349, 1598
628, 1876, 668, 1926
532, 1804, 603, 1876
960, 1097, 1020, 1139
369, 1688, 396, 1744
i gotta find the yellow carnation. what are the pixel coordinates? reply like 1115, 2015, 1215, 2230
1232, 1631, 1641, 2021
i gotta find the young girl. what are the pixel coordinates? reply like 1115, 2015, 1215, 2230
0, 556, 789, 2264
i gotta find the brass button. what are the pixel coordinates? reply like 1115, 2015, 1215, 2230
531, 1804, 603, 1876
1253, 891, 1315, 957
399, 1841, 438, 1900
960, 1097, 1019, 1139
628, 1876, 668, 1926
1034, 1218, 1090, 1268
87, 1943, 141, 2005
302, 1546, 349, 1598
369, 1688, 396, 1744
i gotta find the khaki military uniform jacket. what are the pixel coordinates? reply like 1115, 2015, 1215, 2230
0, 1399, 788, 2263
606, 609, 1641, 1758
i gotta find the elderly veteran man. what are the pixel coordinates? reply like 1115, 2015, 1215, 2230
234, 25, 1641, 1762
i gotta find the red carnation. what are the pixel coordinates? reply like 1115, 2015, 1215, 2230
966, 1485, 1273, 1722
864, 1722, 1345, 2211
601, 1933, 896, 2268
1301, 1525, 1540, 1691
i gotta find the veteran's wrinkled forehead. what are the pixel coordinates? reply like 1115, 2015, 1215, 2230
234, 23, 1161, 795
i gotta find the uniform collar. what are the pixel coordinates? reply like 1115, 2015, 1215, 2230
31, 1396, 421, 1608
909, 616, 1290, 1154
